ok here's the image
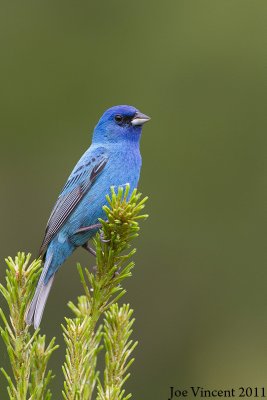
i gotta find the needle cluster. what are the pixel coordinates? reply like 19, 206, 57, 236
0, 185, 148, 399
0, 253, 58, 400
62, 185, 147, 399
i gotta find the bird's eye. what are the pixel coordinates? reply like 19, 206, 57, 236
114, 114, 123, 124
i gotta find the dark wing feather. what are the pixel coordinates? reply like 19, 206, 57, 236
39, 150, 108, 256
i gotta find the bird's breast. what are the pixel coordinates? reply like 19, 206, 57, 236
106, 145, 141, 187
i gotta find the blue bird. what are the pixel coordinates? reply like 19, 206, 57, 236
25, 105, 150, 328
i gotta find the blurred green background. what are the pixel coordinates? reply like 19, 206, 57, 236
0, 0, 266, 398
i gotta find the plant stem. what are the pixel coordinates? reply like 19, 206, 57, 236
0, 253, 58, 400
62, 185, 147, 400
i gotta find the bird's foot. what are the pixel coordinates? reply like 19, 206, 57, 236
100, 231, 111, 243
82, 242, 96, 257
113, 266, 122, 278
75, 223, 102, 234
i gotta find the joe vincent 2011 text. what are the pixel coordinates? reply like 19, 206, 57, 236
168, 386, 266, 398
168, 386, 239, 399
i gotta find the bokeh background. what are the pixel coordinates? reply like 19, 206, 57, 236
0, 0, 266, 398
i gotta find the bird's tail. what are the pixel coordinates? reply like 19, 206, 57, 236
25, 252, 55, 329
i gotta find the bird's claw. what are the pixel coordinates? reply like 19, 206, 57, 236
82, 242, 96, 257
100, 231, 111, 243
113, 266, 121, 277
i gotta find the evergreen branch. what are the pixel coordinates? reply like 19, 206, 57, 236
29, 335, 59, 400
97, 304, 137, 400
62, 315, 102, 400
62, 185, 148, 400
0, 252, 58, 399
0, 186, 147, 399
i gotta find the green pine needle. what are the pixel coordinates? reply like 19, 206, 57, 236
0, 186, 148, 399
97, 304, 138, 400
0, 252, 58, 399
62, 185, 148, 399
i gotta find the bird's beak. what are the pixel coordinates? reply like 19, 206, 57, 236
131, 112, 151, 126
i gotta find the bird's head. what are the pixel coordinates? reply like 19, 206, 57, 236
92, 105, 150, 144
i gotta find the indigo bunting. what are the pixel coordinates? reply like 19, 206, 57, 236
25, 105, 150, 328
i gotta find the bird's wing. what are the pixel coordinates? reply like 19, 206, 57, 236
39, 147, 108, 256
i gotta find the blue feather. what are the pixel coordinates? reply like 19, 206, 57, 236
25, 105, 150, 328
